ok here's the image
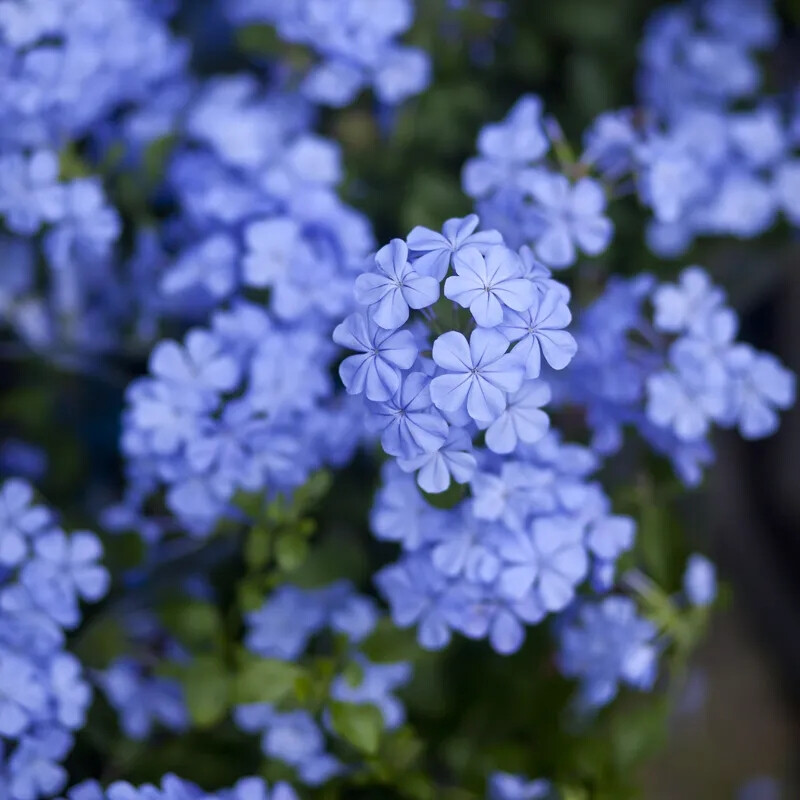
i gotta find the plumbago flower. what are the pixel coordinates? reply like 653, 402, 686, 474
462, 96, 614, 263
0, 479, 109, 800
335, 219, 645, 658
558, 265, 796, 485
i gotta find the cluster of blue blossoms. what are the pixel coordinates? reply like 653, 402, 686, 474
0, 0, 188, 356
223, 0, 430, 108
236, 582, 411, 786
593, 0, 800, 255
0, 0, 797, 796
561, 266, 795, 485
0, 479, 109, 800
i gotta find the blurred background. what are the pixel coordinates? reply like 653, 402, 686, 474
2, 0, 799, 796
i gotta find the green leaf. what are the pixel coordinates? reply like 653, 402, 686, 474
275, 531, 310, 572
183, 656, 230, 729
245, 524, 272, 570
342, 660, 365, 689
160, 600, 222, 649
235, 657, 304, 705
329, 701, 384, 755
236, 24, 280, 55
293, 470, 332, 514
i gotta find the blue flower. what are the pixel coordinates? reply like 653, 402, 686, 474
444, 246, 535, 328
7, 727, 72, 800
495, 516, 588, 612
20, 530, 109, 629
0, 649, 47, 737
683, 554, 717, 607
483, 380, 551, 455
373, 46, 431, 105
586, 516, 636, 563
43, 178, 120, 274
462, 95, 549, 199
218, 778, 298, 800
161, 234, 238, 300
245, 586, 328, 661
333, 313, 418, 401
430, 329, 524, 422
366, 372, 449, 460
406, 214, 503, 281
149, 331, 241, 402
98, 658, 188, 741
49, 653, 91, 730
652, 267, 725, 334
498, 289, 577, 379
397, 427, 477, 494
376, 555, 468, 650
0, 151, 64, 235
355, 239, 440, 330
523, 172, 613, 268
646, 339, 729, 441
242, 218, 311, 290
559, 597, 659, 708
487, 772, 553, 800
725, 345, 796, 439
0, 479, 51, 567
370, 463, 442, 550
330, 656, 412, 729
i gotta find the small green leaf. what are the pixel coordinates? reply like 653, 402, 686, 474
245, 524, 272, 569
236, 24, 280, 55
235, 657, 304, 705
330, 701, 384, 755
275, 531, 310, 572
342, 660, 365, 689
160, 600, 222, 648
183, 656, 230, 729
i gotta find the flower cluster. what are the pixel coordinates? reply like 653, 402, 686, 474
223, 0, 430, 107
561, 266, 796, 485
235, 581, 411, 787
462, 96, 614, 264
557, 596, 659, 709
0, 479, 109, 800
334, 218, 643, 655
589, 0, 800, 254
57, 769, 554, 800
59, 775, 298, 800
119, 302, 364, 535
159, 75, 372, 319
0, 0, 188, 355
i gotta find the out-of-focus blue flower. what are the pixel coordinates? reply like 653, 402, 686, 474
559, 597, 659, 708
522, 173, 613, 269
683, 554, 717, 607
97, 658, 188, 741
463, 96, 549, 199
224, 0, 430, 107
487, 772, 553, 800
495, 516, 588, 612
330, 656, 412, 729
0, 479, 51, 566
